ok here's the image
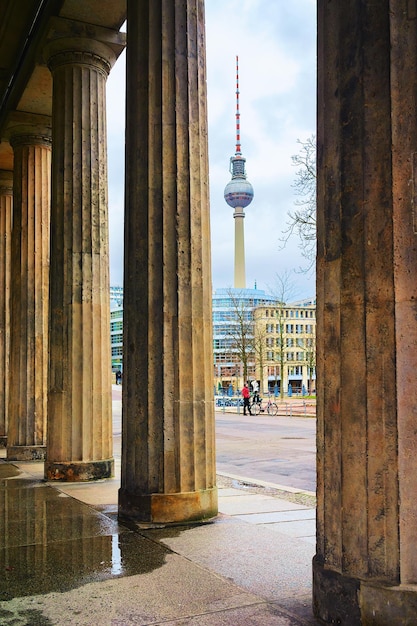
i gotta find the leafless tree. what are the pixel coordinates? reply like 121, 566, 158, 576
267, 272, 297, 399
225, 289, 255, 383
280, 135, 316, 270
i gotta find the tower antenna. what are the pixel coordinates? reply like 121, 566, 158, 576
235, 55, 241, 156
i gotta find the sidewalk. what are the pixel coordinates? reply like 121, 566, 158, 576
0, 393, 318, 625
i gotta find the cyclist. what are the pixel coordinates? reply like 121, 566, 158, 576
251, 380, 260, 405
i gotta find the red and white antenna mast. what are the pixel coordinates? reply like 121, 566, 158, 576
235, 55, 241, 156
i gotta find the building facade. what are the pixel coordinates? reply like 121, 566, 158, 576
110, 304, 123, 373
253, 299, 316, 396
212, 287, 277, 392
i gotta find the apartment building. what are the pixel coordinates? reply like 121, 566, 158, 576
253, 298, 316, 395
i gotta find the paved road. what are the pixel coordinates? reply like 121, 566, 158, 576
215, 410, 316, 492
112, 387, 316, 493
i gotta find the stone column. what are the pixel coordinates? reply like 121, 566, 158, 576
6, 127, 51, 461
119, 0, 217, 524
314, 0, 417, 621
44, 37, 116, 481
0, 171, 12, 448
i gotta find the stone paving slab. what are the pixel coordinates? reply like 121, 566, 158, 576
218, 494, 308, 515
254, 519, 316, 540
142, 516, 315, 603
233, 509, 316, 524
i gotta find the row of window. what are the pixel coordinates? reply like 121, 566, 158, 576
264, 308, 315, 319
266, 337, 314, 348
265, 323, 315, 334
266, 351, 313, 362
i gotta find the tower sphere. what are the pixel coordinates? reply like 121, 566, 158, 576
224, 177, 254, 208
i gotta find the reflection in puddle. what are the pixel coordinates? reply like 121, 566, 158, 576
0, 469, 170, 600
111, 533, 122, 575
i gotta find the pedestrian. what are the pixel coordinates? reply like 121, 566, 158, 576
242, 382, 252, 415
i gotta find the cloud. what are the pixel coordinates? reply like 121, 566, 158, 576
106, 2, 317, 297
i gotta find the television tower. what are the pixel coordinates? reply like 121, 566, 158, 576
224, 55, 254, 289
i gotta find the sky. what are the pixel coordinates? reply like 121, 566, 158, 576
106, 0, 317, 301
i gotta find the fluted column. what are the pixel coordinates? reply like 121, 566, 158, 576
119, 0, 217, 524
43, 37, 115, 481
314, 0, 417, 621
0, 171, 12, 448
6, 129, 51, 461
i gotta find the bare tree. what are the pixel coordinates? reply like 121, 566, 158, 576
253, 323, 267, 393
280, 134, 316, 270
225, 289, 255, 383
267, 272, 297, 399
305, 331, 316, 395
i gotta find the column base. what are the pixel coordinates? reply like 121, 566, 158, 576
45, 458, 114, 481
7, 445, 46, 461
0, 436, 7, 448
118, 486, 218, 526
313, 555, 417, 625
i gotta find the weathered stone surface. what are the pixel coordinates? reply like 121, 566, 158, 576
0, 170, 12, 449
6, 130, 51, 460
119, 487, 218, 525
45, 459, 114, 482
7, 445, 46, 461
120, 0, 217, 524
315, 0, 417, 619
45, 39, 115, 480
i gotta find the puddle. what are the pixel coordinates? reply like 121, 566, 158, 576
0, 470, 170, 599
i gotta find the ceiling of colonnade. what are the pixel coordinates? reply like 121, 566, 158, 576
0, 0, 126, 171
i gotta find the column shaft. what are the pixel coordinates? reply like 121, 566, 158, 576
315, 0, 417, 621
0, 171, 12, 448
7, 134, 51, 461
119, 0, 217, 524
45, 41, 114, 481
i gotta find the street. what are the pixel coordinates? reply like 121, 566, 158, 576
215, 410, 316, 492
112, 387, 316, 493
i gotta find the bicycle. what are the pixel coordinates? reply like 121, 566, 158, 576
251, 395, 278, 416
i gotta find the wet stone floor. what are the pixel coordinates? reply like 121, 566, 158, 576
0, 461, 171, 601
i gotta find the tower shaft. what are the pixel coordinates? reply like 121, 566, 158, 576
234, 210, 246, 288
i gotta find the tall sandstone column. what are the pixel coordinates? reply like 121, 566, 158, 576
119, 0, 217, 524
314, 0, 417, 622
0, 171, 12, 448
44, 36, 116, 481
7, 126, 51, 461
